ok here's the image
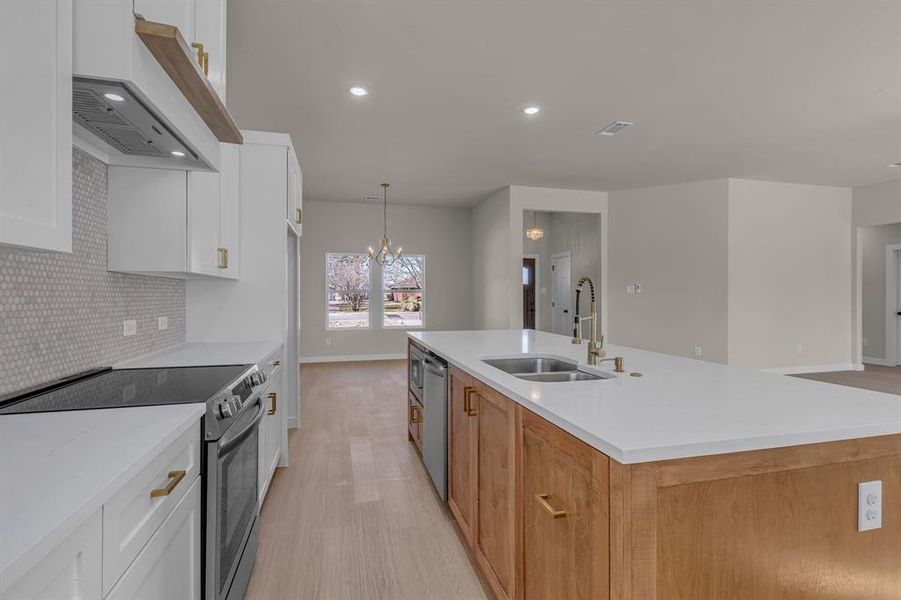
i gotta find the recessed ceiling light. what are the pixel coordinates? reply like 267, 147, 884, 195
103, 92, 126, 102
596, 120, 635, 136
349, 86, 369, 96
171, 150, 186, 157
890, 162, 901, 168
523, 105, 541, 115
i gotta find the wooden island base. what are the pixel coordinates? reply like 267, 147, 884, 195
413, 353, 901, 600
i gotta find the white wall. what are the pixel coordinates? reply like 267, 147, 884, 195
851, 179, 901, 366
299, 200, 473, 360
472, 187, 510, 329
522, 210, 552, 330
859, 223, 901, 361
608, 180, 730, 362
727, 179, 853, 370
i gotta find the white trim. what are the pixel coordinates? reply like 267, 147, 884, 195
300, 353, 406, 364
863, 356, 895, 367
550, 251, 572, 336
758, 363, 863, 375
287, 416, 298, 429
885, 244, 901, 366
523, 253, 540, 330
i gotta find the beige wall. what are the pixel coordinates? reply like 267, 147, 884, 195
727, 179, 853, 370
472, 187, 511, 330
859, 223, 901, 360
299, 201, 473, 359
851, 179, 901, 365
608, 180, 730, 362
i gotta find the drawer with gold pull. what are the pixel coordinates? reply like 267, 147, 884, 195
101, 425, 200, 595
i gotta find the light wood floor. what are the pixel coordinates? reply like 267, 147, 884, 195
245, 360, 489, 600
793, 363, 901, 395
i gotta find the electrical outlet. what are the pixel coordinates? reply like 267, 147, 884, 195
862, 337, 868, 347
123, 320, 136, 337
858, 480, 882, 532
693, 346, 703, 356
634, 283, 641, 294
158, 316, 168, 331
325, 338, 332, 346
626, 284, 636, 294
796, 344, 803, 355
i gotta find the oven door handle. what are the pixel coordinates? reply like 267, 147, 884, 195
218, 397, 265, 455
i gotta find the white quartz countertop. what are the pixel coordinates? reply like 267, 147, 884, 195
114, 341, 283, 369
0, 404, 205, 585
410, 330, 901, 464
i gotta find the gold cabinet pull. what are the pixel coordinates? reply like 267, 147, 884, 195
412, 405, 422, 424
150, 470, 187, 498
463, 386, 477, 417
202, 51, 209, 75
295, 208, 302, 224
217, 247, 228, 269
535, 494, 567, 519
268, 392, 277, 415
190, 42, 204, 68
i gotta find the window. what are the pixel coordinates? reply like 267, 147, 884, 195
326, 253, 370, 329
383, 255, 424, 328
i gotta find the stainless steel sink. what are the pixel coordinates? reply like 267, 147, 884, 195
482, 357, 577, 374
481, 356, 616, 382
517, 371, 613, 383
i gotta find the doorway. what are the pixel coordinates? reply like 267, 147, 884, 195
523, 256, 537, 330
551, 251, 571, 335
888, 245, 901, 366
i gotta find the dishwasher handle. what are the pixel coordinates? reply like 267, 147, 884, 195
424, 358, 446, 377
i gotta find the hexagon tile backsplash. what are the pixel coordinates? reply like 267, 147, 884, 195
0, 148, 186, 396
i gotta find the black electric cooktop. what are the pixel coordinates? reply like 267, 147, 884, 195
0, 365, 250, 415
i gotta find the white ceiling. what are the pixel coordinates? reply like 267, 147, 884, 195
227, 1, 901, 207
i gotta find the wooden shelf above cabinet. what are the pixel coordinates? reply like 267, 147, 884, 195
135, 19, 243, 144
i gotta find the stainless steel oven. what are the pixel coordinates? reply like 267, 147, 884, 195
205, 387, 266, 600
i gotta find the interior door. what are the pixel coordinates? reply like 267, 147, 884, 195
897, 249, 901, 365
523, 258, 536, 330
551, 253, 572, 335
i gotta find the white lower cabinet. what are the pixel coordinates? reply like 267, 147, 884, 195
105, 478, 201, 600
0, 511, 102, 600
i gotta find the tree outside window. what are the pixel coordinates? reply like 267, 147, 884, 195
326, 253, 370, 328
383, 255, 424, 328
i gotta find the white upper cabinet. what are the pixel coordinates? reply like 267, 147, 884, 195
108, 144, 240, 279
0, 0, 73, 253
194, 0, 228, 102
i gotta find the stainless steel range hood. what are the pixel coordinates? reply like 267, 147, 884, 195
73, 77, 207, 169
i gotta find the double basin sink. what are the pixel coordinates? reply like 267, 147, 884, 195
482, 356, 615, 382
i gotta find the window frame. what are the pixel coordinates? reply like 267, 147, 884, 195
325, 252, 372, 331
381, 254, 426, 330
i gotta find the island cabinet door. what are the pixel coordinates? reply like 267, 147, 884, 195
521, 407, 609, 600
475, 384, 518, 600
448, 366, 478, 547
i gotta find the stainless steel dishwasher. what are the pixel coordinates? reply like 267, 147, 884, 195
422, 353, 448, 500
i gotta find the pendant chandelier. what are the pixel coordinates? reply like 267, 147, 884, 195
525, 211, 544, 240
368, 182, 403, 267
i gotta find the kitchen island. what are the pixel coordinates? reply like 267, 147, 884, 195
409, 329, 901, 600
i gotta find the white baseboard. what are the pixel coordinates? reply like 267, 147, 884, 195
759, 363, 863, 375
863, 356, 896, 367
299, 353, 406, 364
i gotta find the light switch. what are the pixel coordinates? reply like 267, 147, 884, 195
634, 283, 641, 293
123, 319, 136, 336
858, 480, 882, 532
